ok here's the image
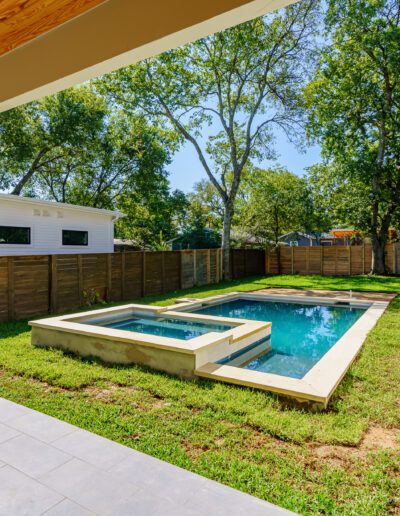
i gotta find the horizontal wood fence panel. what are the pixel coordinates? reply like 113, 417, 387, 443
3, 244, 398, 322
266, 243, 400, 277
4, 248, 256, 321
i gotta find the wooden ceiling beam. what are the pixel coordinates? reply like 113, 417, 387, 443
0, 0, 297, 112
0, 0, 107, 57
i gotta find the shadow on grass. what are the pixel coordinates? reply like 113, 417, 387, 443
0, 320, 31, 339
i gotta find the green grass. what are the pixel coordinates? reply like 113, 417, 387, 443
0, 275, 399, 514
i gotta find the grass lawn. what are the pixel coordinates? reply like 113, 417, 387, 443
0, 274, 399, 514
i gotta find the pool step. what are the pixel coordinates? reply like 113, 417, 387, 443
195, 362, 326, 405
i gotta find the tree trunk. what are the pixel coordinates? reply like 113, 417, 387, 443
221, 205, 232, 280
370, 233, 386, 275
11, 148, 49, 196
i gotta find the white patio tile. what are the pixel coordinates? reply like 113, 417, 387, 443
185, 482, 294, 515
0, 465, 62, 516
43, 498, 95, 516
0, 398, 32, 423
8, 411, 77, 444
0, 397, 290, 515
52, 428, 133, 470
0, 422, 20, 443
39, 458, 140, 515
109, 451, 208, 505
102, 488, 197, 516
0, 434, 72, 478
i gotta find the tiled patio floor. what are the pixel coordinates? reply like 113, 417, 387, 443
0, 397, 293, 515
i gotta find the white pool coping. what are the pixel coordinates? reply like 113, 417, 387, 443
178, 292, 389, 407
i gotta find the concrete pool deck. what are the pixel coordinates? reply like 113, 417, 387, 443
0, 397, 293, 515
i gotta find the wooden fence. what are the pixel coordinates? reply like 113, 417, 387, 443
0, 249, 265, 321
265, 243, 400, 276
2, 244, 398, 322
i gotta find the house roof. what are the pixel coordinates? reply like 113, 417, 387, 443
0, 193, 124, 219
279, 231, 317, 241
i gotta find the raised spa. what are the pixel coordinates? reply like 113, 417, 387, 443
94, 314, 234, 340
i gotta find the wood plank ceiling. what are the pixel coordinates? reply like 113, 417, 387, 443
0, 0, 107, 57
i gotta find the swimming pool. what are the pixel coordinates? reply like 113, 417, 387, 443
30, 291, 389, 407
103, 315, 234, 340
194, 299, 365, 378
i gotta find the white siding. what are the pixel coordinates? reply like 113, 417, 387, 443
0, 199, 115, 256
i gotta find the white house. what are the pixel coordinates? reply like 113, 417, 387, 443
0, 194, 123, 256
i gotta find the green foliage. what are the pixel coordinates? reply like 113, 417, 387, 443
100, 0, 318, 273
305, 0, 400, 271
0, 87, 186, 248
0, 275, 399, 514
186, 180, 224, 232
82, 289, 105, 307
240, 168, 323, 245
307, 163, 370, 231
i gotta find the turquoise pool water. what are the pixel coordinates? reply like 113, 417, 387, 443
104, 316, 233, 340
194, 299, 365, 378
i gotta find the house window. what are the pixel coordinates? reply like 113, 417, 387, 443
0, 226, 30, 245
62, 230, 88, 246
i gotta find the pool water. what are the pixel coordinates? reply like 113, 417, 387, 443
104, 316, 234, 340
194, 299, 365, 378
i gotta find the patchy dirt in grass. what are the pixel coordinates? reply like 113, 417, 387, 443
311, 426, 400, 470
361, 426, 400, 450
83, 384, 120, 402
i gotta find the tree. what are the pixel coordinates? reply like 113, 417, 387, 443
0, 88, 107, 196
305, 0, 400, 274
0, 87, 187, 248
307, 163, 369, 232
100, 0, 318, 278
186, 180, 224, 231
241, 168, 318, 247
116, 187, 187, 249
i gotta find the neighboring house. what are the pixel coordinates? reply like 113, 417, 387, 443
321, 229, 355, 246
279, 231, 319, 247
0, 194, 123, 256
114, 239, 143, 252
279, 229, 368, 247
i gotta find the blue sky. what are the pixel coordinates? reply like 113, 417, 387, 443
166, 130, 322, 193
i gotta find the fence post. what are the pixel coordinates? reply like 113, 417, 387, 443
320, 246, 324, 275
141, 251, 146, 297
362, 242, 365, 274
266, 251, 270, 274
161, 252, 166, 293
393, 244, 397, 274
121, 252, 126, 300
193, 250, 197, 286
207, 249, 211, 284
7, 257, 15, 321
291, 247, 294, 275
335, 246, 338, 275
216, 249, 220, 283
179, 251, 183, 289
50, 255, 57, 313
77, 255, 83, 305
106, 254, 112, 302
306, 247, 310, 275
348, 246, 351, 276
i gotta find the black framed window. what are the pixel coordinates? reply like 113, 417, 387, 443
0, 226, 30, 245
62, 230, 88, 246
